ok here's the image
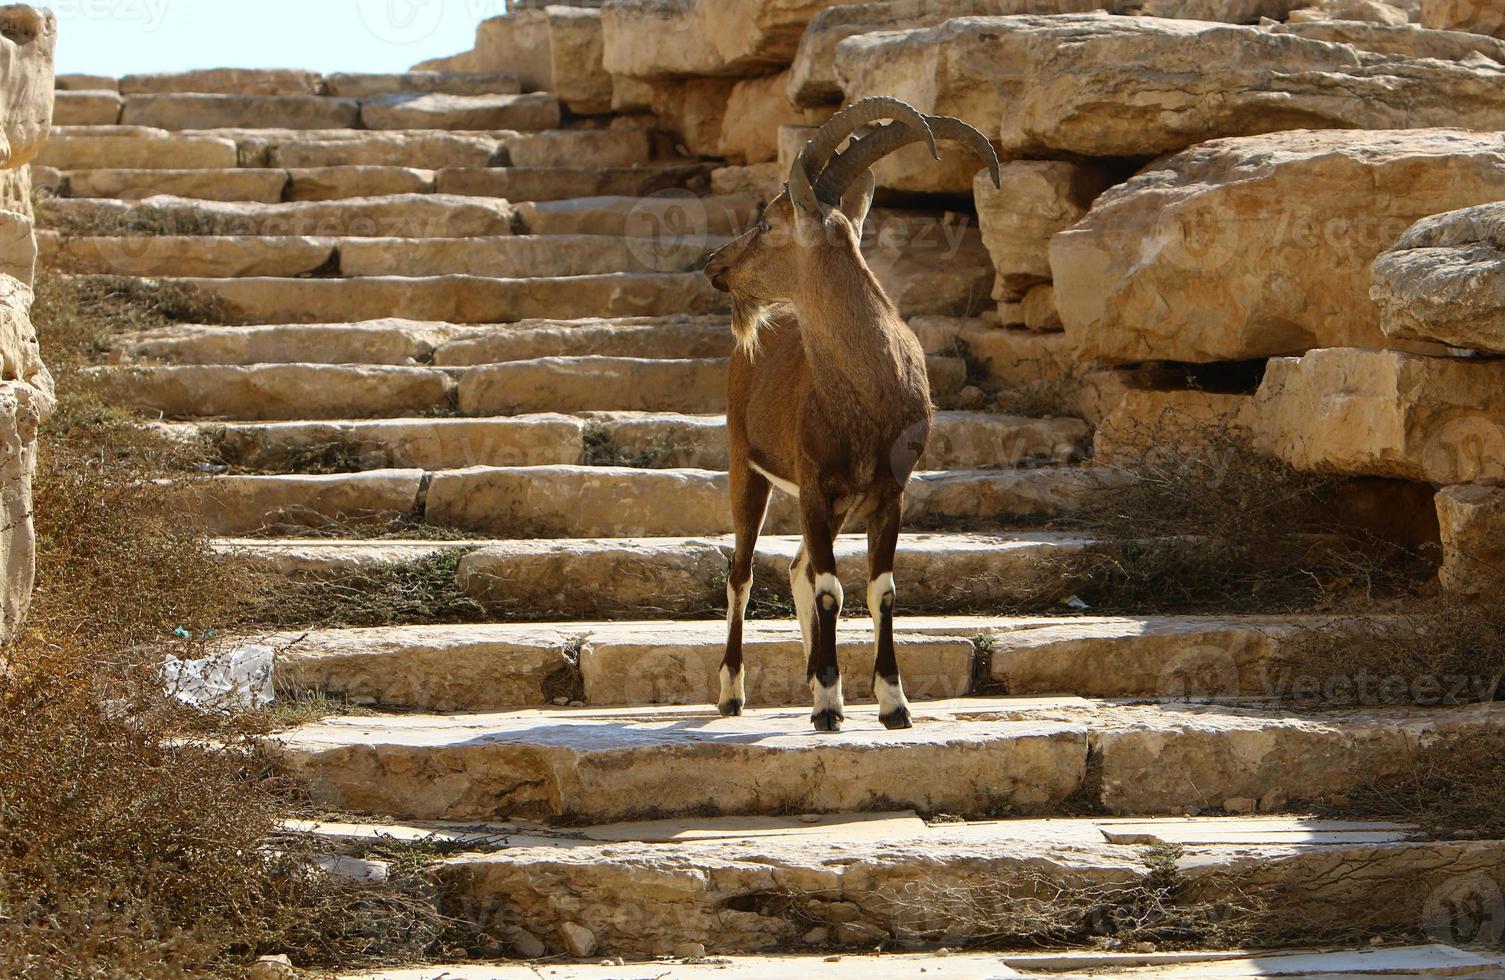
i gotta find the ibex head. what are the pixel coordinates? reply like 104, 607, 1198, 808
704, 96, 1002, 352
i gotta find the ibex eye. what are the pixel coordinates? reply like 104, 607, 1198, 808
756, 218, 770, 234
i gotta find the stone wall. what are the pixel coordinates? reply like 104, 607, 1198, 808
0, 4, 52, 640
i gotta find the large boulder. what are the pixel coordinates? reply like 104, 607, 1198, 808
603, 0, 843, 78
789, 0, 1111, 107
0, 7, 52, 640
717, 71, 827, 164
1051, 130, 1505, 364
1372, 203, 1505, 355
1251, 347, 1505, 485
837, 14, 1505, 158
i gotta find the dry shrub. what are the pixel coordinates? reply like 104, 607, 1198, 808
1277, 595, 1505, 707
0, 267, 459, 975
1337, 730, 1505, 838
242, 548, 485, 630
1050, 408, 1423, 614
876, 845, 1266, 950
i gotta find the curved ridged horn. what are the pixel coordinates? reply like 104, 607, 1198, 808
814, 114, 1002, 204
788, 97, 937, 217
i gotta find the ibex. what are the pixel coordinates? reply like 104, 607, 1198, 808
703, 98, 1001, 732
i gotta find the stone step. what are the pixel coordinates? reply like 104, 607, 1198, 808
273, 697, 1501, 822
86, 363, 456, 420
40, 194, 517, 239
152, 274, 726, 325
39, 127, 650, 171
359, 92, 561, 132
105, 92, 559, 133
114, 316, 732, 365
333, 945, 1505, 979
309, 805, 1504, 965
196, 411, 1089, 472
182, 464, 1101, 536
121, 93, 364, 131
92, 352, 959, 419
52, 164, 713, 204
101, 68, 522, 97
269, 615, 1308, 712
516, 194, 756, 238
217, 531, 1092, 617
42, 234, 717, 279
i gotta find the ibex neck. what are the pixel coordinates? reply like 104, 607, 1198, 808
791, 258, 919, 403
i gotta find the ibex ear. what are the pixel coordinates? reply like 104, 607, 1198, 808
839, 171, 876, 237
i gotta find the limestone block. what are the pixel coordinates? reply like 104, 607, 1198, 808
285, 166, 435, 202
36, 232, 333, 279
121, 94, 361, 131
117, 320, 459, 366
214, 417, 586, 472
1372, 202, 1505, 355
64, 169, 290, 203
359, 92, 560, 132
460, 357, 727, 415
37, 133, 240, 170
1251, 347, 1505, 484
55, 72, 114, 91
1436, 484, 1505, 593
975, 161, 1109, 300
539, 6, 614, 115
52, 89, 119, 125
504, 128, 651, 167
1051, 130, 1505, 365
1020, 284, 1060, 332
85, 364, 454, 421
516, 193, 755, 237
259, 132, 502, 169
322, 71, 523, 98
838, 14, 1505, 158
0, 6, 54, 167
648, 77, 737, 158
1422, 0, 1505, 36
791, 0, 1111, 107
1287, 0, 1410, 23
438, 162, 709, 202
718, 72, 827, 165
603, 0, 844, 79
117, 68, 322, 96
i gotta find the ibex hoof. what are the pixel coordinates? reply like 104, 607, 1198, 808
811, 709, 844, 733
718, 699, 743, 717
879, 706, 913, 730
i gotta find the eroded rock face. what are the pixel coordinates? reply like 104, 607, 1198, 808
1051, 129, 1505, 364
1251, 347, 1505, 484
838, 14, 1505, 157
0, 6, 51, 640
1372, 203, 1505, 355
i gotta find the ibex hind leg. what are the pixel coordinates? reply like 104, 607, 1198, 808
799, 493, 847, 733
869, 497, 912, 730
721, 467, 770, 717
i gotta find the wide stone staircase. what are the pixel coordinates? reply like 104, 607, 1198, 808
44, 66, 1505, 976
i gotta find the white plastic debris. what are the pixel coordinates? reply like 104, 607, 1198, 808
162, 643, 275, 711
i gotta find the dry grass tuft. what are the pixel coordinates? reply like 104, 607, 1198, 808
1337, 730, 1505, 839
1046, 410, 1424, 614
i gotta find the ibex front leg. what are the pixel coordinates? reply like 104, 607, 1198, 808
799, 488, 845, 733
720, 465, 770, 717
867, 494, 912, 730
